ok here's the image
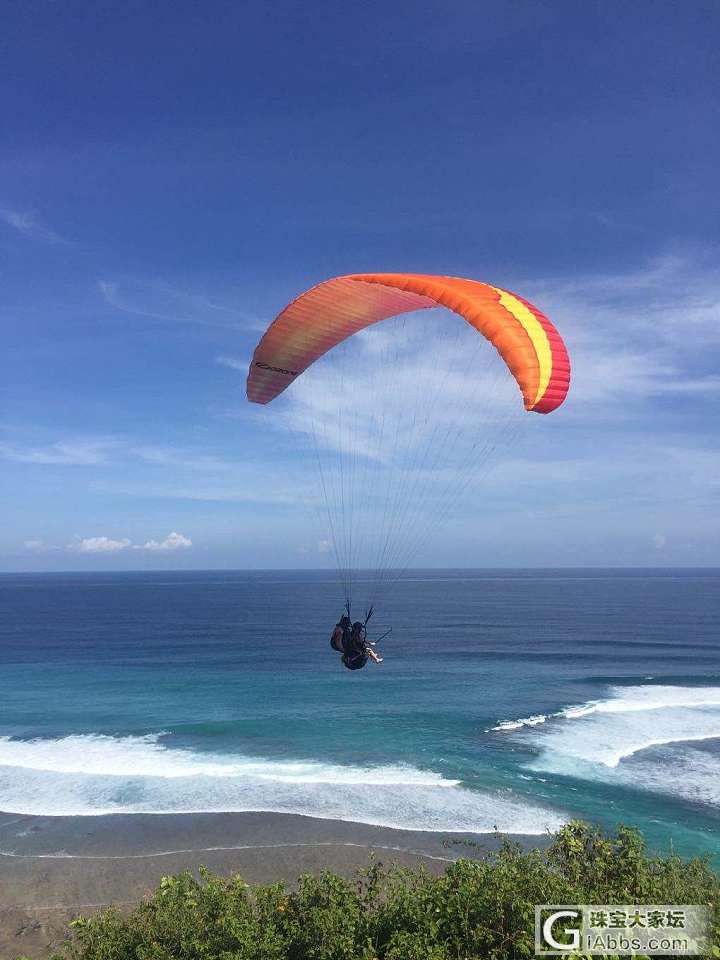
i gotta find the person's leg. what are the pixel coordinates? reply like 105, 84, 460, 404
367, 647, 383, 663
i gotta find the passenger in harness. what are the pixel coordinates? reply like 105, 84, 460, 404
341, 620, 383, 670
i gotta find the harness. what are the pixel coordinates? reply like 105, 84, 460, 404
341, 649, 369, 670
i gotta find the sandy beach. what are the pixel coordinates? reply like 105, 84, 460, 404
0, 809, 548, 958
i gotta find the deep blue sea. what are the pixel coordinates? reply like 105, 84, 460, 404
1, 570, 719, 862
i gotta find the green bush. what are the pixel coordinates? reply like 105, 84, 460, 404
49, 821, 719, 960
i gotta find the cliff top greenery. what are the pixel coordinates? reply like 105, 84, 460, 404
41, 821, 719, 960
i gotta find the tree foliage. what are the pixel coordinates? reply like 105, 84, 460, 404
45, 822, 719, 960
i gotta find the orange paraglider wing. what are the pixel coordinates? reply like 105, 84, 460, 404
246, 273, 570, 413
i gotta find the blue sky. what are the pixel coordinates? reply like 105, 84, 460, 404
2, 0, 719, 571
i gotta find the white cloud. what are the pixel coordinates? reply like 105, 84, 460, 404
0, 208, 68, 244
92, 478, 307, 505
657, 377, 720, 394
23, 539, 46, 552
22, 539, 62, 553
216, 355, 246, 371
274, 309, 518, 463
0, 438, 119, 465
252, 254, 720, 471
239, 266, 719, 569
261, 254, 718, 466
75, 536, 132, 553
91, 440, 314, 505
5, 251, 718, 571
65, 531, 192, 555
136, 531, 192, 552
129, 446, 243, 473
99, 279, 249, 330
486, 444, 719, 501
527, 253, 720, 410
0, 431, 309, 508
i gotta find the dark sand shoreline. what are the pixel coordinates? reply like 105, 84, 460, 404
0, 809, 550, 957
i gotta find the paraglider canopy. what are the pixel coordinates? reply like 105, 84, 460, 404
246, 271, 570, 614
247, 273, 570, 414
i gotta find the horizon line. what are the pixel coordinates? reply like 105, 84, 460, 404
2, 565, 719, 576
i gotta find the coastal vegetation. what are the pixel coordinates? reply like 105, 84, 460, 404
45, 821, 719, 960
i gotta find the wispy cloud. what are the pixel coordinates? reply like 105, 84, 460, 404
91, 478, 306, 505
0, 208, 68, 244
129, 445, 243, 473
486, 444, 720, 502
559, 349, 720, 407
23, 539, 45, 551
5, 252, 718, 569
522, 256, 720, 417
258, 253, 720, 462
22, 539, 61, 553
656, 377, 720, 394
229, 257, 719, 568
216, 355, 247, 372
0, 438, 120, 465
99, 279, 251, 330
532, 252, 720, 351
108, 440, 313, 504
1, 427, 311, 506
269, 311, 519, 463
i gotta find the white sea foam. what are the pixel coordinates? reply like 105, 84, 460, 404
0, 734, 456, 784
560, 686, 720, 720
497, 685, 720, 807
491, 715, 548, 731
629, 745, 720, 806
491, 686, 720, 733
0, 733, 563, 834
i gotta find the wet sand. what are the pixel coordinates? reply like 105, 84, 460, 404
0, 809, 549, 958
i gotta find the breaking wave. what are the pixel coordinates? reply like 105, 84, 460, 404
0, 732, 563, 834
492, 685, 720, 807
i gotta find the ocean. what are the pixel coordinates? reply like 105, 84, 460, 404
1, 569, 719, 862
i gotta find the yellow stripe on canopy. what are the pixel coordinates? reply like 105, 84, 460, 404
491, 285, 552, 408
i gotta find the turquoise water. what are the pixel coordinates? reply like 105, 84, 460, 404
1, 570, 719, 862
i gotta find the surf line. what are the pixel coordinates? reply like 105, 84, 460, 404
16, 899, 141, 913
0, 840, 458, 864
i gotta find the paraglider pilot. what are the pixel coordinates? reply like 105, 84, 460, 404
330, 615, 351, 653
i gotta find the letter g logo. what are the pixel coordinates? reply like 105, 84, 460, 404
543, 910, 580, 952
